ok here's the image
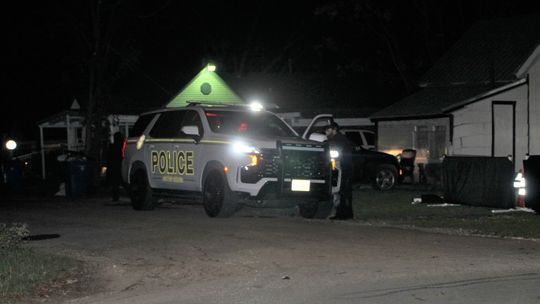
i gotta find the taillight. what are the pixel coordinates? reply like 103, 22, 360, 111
121, 139, 127, 158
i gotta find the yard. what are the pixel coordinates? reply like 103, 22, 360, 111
353, 185, 540, 239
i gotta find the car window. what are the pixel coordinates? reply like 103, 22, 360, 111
149, 111, 186, 138
305, 117, 333, 138
343, 131, 364, 147
180, 110, 204, 138
205, 110, 296, 137
362, 131, 375, 146
130, 114, 156, 138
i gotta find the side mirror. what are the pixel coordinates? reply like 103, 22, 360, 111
182, 125, 200, 137
309, 133, 327, 143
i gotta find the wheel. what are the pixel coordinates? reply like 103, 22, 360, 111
298, 199, 333, 219
203, 170, 238, 218
130, 170, 156, 210
372, 165, 398, 191
298, 200, 319, 218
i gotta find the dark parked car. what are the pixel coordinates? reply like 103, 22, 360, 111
301, 115, 401, 191
348, 143, 401, 191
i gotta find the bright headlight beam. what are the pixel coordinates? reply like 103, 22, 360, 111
330, 149, 339, 159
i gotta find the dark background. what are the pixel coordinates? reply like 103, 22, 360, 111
3, 0, 540, 140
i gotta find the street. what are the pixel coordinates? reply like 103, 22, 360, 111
1, 196, 540, 304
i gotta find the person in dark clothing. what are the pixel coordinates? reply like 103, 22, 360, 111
107, 132, 125, 201
325, 121, 354, 220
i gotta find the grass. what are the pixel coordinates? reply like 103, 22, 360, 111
0, 223, 80, 302
0, 247, 79, 302
353, 186, 540, 239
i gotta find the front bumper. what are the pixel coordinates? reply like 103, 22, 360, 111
233, 142, 334, 199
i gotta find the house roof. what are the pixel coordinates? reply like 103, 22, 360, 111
372, 17, 540, 120
370, 85, 495, 120
421, 16, 540, 86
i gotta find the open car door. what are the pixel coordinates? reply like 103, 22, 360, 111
302, 114, 341, 194
302, 114, 334, 142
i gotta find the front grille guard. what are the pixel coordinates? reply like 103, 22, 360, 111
275, 141, 332, 198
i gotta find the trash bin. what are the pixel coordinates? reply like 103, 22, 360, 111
0, 160, 23, 193
65, 159, 97, 198
524, 155, 540, 212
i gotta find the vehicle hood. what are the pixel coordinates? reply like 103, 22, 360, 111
361, 148, 399, 161
209, 134, 324, 150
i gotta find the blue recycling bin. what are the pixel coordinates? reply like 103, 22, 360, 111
65, 160, 97, 198
0, 160, 23, 193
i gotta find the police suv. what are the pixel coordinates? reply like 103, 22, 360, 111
122, 102, 338, 218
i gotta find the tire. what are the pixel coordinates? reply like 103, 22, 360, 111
203, 170, 238, 218
298, 200, 319, 218
130, 170, 156, 210
372, 165, 398, 191
298, 199, 333, 219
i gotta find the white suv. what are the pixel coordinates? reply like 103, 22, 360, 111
122, 102, 337, 218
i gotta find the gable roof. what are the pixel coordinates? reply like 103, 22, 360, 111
421, 16, 540, 87
370, 80, 526, 120
372, 17, 540, 120
370, 85, 493, 120
166, 67, 244, 107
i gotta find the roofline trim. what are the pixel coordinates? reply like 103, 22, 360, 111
371, 114, 451, 122
516, 43, 540, 78
442, 78, 527, 112
371, 78, 527, 121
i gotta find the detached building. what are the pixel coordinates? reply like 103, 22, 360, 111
371, 17, 540, 172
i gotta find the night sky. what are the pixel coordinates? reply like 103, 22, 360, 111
3, 0, 540, 141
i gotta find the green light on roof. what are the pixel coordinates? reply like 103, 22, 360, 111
207, 63, 216, 72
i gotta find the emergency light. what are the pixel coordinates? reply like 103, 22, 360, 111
249, 101, 264, 112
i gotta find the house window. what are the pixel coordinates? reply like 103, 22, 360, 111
415, 125, 446, 162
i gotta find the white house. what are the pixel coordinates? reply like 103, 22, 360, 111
371, 17, 540, 173
37, 100, 138, 179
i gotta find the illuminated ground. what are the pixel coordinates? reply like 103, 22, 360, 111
1, 196, 540, 304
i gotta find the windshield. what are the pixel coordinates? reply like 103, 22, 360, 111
204, 110, 297, 138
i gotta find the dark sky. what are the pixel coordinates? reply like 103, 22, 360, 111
3, 0, 540, 140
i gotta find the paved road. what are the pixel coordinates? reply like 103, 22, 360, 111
2, 197, 540, 303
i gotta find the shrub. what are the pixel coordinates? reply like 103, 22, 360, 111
0, 223, 30, 249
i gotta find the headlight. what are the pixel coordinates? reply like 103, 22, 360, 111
330, 149, 339, 159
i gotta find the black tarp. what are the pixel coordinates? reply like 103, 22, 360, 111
443, 156, 514, 208
524, 155, 540, 212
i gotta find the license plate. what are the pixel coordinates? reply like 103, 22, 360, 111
291, 179, 310, 192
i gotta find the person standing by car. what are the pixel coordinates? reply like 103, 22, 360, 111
325, 121, 354, 220
107, 132, 124, 201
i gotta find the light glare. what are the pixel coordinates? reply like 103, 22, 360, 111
5, 140, 17, 150
250, 101, 263, 112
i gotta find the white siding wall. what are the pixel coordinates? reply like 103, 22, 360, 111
527, 56, 540, 155
451, 85, 528, 171
378, 118, 450, 165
